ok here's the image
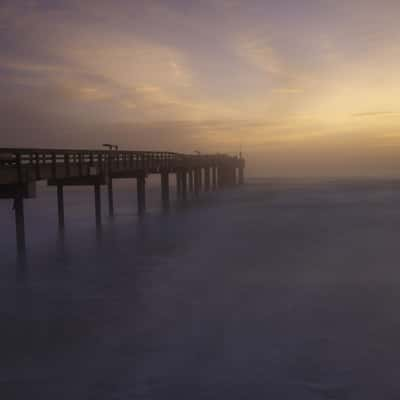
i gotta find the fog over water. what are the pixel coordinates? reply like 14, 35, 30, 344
2, 179, 400, 399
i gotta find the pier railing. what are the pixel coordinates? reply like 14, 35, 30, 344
0, 148, 241, 184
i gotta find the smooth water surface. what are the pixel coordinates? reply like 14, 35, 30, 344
1, 178, 400, 399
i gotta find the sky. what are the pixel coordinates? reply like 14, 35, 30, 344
1, 0, 400, 177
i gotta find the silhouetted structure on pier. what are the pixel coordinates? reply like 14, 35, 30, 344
0, 147, 245, 259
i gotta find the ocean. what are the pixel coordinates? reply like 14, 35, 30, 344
1, 178, 400, 399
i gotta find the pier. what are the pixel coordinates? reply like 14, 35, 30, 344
0, 147, 245, 259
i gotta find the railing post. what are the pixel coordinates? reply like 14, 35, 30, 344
16, 153, 22, 183
51, 153, 56, 178
78, 153, 83, 176
34, 153, 40, 179
64, 154, 70, 177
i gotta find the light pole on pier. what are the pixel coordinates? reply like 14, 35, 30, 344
102, 144, 118, 151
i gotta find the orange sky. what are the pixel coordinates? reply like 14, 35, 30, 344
1, 0, 400, 177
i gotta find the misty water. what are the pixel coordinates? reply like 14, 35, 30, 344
2, 178, 400, 399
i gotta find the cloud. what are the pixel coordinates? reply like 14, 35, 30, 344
352, 111, 400, 118
233, 31, 316, 90
0, 60, 59, 73
121, 101, 137, 110
236, 36, 284, 76
77, 87, 111, 102
272, 88, 304, 94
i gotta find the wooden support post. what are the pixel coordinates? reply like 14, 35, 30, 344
188, 169, 194, 193
229, 167, 235, 186
218, 166, 227, 188
176, 172, 182, 199
212, 166, 217, 190
107, 177, 114, 216
230, 167, 235, 186
204, 167, 210, 192
238, 166, 244, 184
14, 191, 26, 260
224, 167, 230, 187
56, 183, 65, 230
194, 168, 200, 196
226, 167, 230, 186
94, 183, 102, 228
137, 174, 146, 215
161, 171, 170, 210
198, 168, 202, 192
181, 170, 187, 200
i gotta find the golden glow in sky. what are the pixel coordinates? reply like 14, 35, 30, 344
1, 0, 400, 176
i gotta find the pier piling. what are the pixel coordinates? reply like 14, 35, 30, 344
194, 168, 200, 196
204, 167, 210, 192
161, 171, 170, 210
56, 184, 65, 230
212, 167, 217, 190
238, 166, 244, 185
107, 178, 114, 216
189, 170, 194, 193
94, 183, 102, 228
176, 172, 182, 199
137, 174, 146, 215
181, 171, 187, 200
14, 191, 26, 258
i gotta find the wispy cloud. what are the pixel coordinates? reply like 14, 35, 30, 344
272, 88, 304, 94
0, 60, 59, 73
235, 36, 285, 78
77, 87, 111, 102
352, 111, 400, 118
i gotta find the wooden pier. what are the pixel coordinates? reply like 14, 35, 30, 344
0, 147, 245, 258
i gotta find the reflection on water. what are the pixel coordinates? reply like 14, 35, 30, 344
2, 178, 400, 399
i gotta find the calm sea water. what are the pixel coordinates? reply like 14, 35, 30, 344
2, 178, 400, 399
